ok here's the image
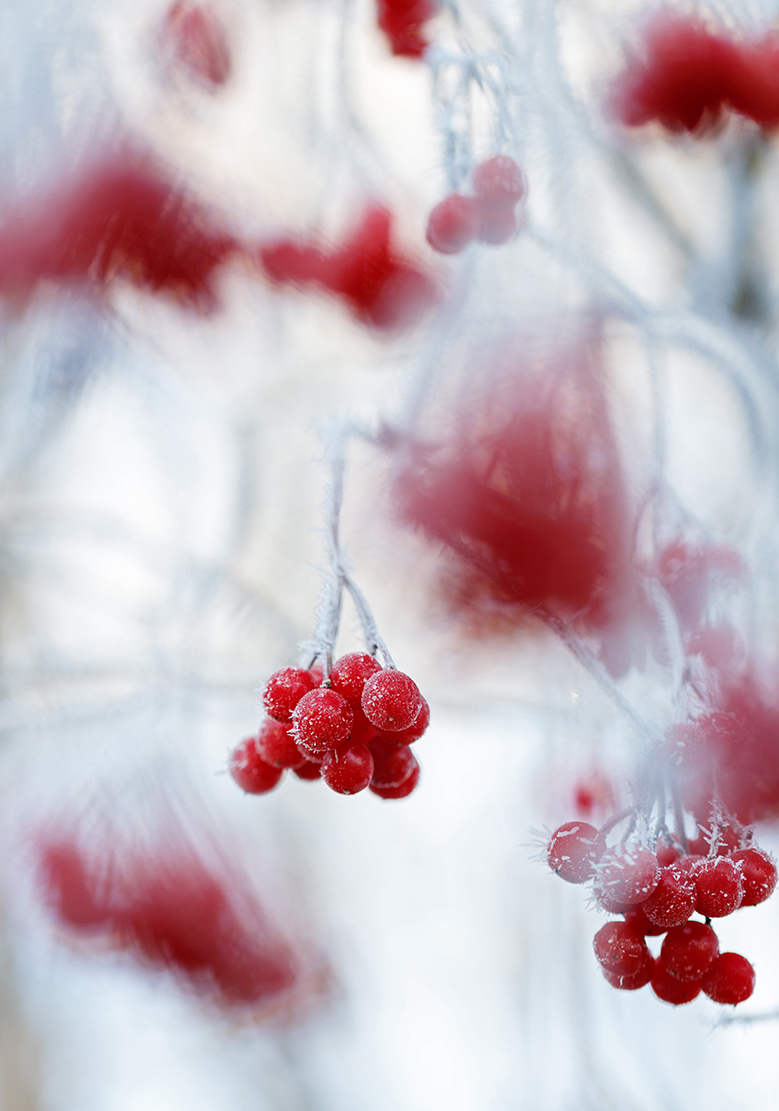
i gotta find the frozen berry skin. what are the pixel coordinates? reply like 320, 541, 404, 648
701, 952, 755, 1005
623, 904, 667, 937
694, 857, 744, 918
369, 741, 418, 789
651, 962, 701, 1006
375, 697, 430, 745
229, 738, 284, 794
731, 848, 778, 906
255, 717, 308, 770
546, 821, 606, 884
641, 866, 697, 929
293, 689, 354, 756
361, 669, 423, 732
263, 667, 315, 723
594, 845, 661, 908
370, 762, 420, 799
592, 922, 648, 976
473, 155, 526, 207
661, 921, 719, 982
292, 759, 323, 781
602, 950, 654, 991
329, 652, 382, 707
426, 194, 479, 255
321, 743, 374, 795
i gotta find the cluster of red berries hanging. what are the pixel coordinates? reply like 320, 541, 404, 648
426, 155, 526, 255
230, 653, 429, 799
546, 819, 777, 1006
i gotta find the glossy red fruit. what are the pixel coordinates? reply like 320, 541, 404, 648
730, 848, 778, 906
701, 952, 756, 1005
292, 759, 323, 781
229, 738, 284, 794
602, 950, 654, 991
651, 962, 701, 1005
623, 904, 667, 937
375, 698, 430, 745
694, 857, 744, 917
546, 821, 606, 884
661, 921, 719, 981
293, 689, 353, 756
370, 762, 421, 799
321, 743, 374, 795
592, 922, 648, 976
263, 667, 315, 723
255, 717, 308, 769
361, 669, 423, 732
641, 866, 697, 928
473, 155, 526, 207
329, 653, 382, 706
594, 845, 661, 907
426, 195, 479, 255
369, 741, 418, 789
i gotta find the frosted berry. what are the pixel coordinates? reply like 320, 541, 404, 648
731, 848, 778, 906
701, 952, 755, 1005
694, 857, 744, 917
329, 652, 382, 706
293, 688, 353, 756
369, 741, 418, 789
292, 759, 322, 781
263, 667, 315, 723
546, 821, 606, 884
255, 717, 308, 769
592, 922, 648, 976
641, 866, 697, 929
594, 845, 660, 907
375, 697, 430, 745
426, 194, 479, 255
473, 155, 526, 207
651, 962, 701, 1006
321, 743, 374, 795
370, 762, 420, 799
623, 904, 667, 937
661, 921, 719, 981
361, 669, 423, 732
229, 738, 284, 794
602, 950, 654, 991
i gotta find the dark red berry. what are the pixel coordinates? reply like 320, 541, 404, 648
701, 952, 755, 1005
661, 921, 719, 981
292, 759, 323, 781
361, 669, 423, 732
602, 950, 655, 991
349, 706, 379, 746
472, 155, 526, 207
694, 857, 744, 917
426, 194, 479, 255
546, 821, 606, 884
592, 922, 648, 976
369, 741, 418, 789
375, 697, 430, 744
641, 866, 697, 928
731, 848, 778, 906
594, 845, 661, 907
292, 689, 353, 756
329, 653, 382, 706
623, 904, 667, 937
321, 743, 374, 795
255, 717, 307, 769
370, 763, 420, 799
651, 962, 701, 1005
229, 738, 284, 794
263, 667, 315, 723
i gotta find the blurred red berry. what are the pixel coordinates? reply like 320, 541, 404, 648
426, 194, 480, 255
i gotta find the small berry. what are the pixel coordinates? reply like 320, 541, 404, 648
730, 848, 778, 906
369, 741, 418, 789
255, 717, 308, 769
292, 759, 323, 781
592, 922, 648, 976
677, 853, 707, 872
477, 204, 518, 246
375, 697, 430, 744
641, 866, 697, 929
651, 962, 701, 1005
361, 669, 423, 732
623, 904, 667, 937
694, 857, 744, 917
656, 842, 681, 867
349, 706, 379, 746
229, 738, 284, 794
472, 155, 526, 207
329, 653, 382, 706
293, 688, 354, 756
370, 762, 420, 799
426, 194, 479, 255
594, 845, 661, 907
263, 667, 315, 723
602, 950, 655, 991
321, 743, 374, 795
546, 821, 606, 884
661, 921, 719, 982
700, 952, 755, 1005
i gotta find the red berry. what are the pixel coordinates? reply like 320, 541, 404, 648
694, 857, 744, 917
361, 669, 423, 732
292, 689, 353, 756
641, 866, 697, 928
370, 762, 420, 799
623, 904, 667, 937
472, 155, 526, 207
602, 950, 655, 991
677, 853, 707, 872
329, 653, 382, 706
369, 741, 418, 789
731, 848, 778, 906
651, 962, 701, 1005
292, 759, 323, 781
349, 706, 379, 746
701, 952, 755, 1005
656, 842, 681, 867
229, 738, 284, 794
309, 663, 324, 686
321, 743, 374, 795
255, 717, 308, 769
375, 697, 430, 745
263, 667, 315, 723
661, 921, 719, 981
594, 845, 661, 907
426, 194, 479, 255
592, 922, 648, 976
476, 203, 519, 246
546, 821, 606, 884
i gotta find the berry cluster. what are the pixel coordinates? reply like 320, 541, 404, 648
230, 653, 429, 799
426, 155, 526, 255
547, 820, 777, 1006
